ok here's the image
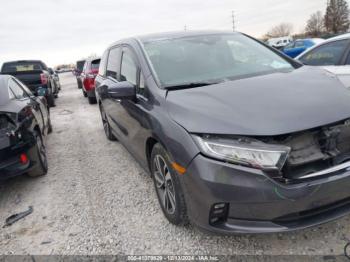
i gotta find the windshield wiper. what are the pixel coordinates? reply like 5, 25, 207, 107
164, 82, 219, 90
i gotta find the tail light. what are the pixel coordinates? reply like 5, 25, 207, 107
83, 71, 97, 91
40, 74, 48, 85
20, 153, 29, 165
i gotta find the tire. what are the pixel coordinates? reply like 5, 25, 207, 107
77, 79, 82, 89
83, 89, 87, 97
100, 105, 117, 141
47, 88, 56, 107
48, 116, 53, 134
27, 131, 48, 177
88, 96, 97, 104
151, 143, 188, 225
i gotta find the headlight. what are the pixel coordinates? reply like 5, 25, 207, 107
192, 135, 290, 171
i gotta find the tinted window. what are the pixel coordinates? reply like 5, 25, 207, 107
120, 50, 137, 85
8, 78, 29, 99
346, 54, 350, 65
91, 59, 100, 70
299, 40, 349, 66
76, 61, 85, 71
144, 34, 294, 87
106, 47, 121, 79
2, 61, 44, 73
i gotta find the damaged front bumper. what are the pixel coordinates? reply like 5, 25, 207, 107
182, 154, 350, 234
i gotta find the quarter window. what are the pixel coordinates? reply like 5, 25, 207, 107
121, 51, 137, 85
300, 40, 349, 66
106, 47, 121, 79
8, 78, 29, 99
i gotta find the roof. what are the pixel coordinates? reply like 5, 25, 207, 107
326, 33, 350, 42
107, 30, 239, 48
2, 60, 43, 64
136, 30, 238, 42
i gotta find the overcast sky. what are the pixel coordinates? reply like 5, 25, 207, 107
0, 0, 327, 66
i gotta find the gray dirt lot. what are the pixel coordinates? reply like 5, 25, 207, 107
0, 72, 349, 255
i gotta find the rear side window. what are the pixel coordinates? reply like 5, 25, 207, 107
91, 59, 100, 70
106, 47, 122, 79
76, 61, 85, 71
295, 41, 305, 48
300, 40, 350, 66
2, 62, 44, 73
120, 50, 137, 85
8, 78, 29, 99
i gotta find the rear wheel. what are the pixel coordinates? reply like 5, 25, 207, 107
83, 89, 87, 97
88, 96, 97, 104
100, 105, 117, 141
48, 115, 53, 134
27, 131, 48, 177
47, 89, 56, 107
151, 143, 188, 225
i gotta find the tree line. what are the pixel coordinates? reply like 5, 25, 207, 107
265, 0, 349, 39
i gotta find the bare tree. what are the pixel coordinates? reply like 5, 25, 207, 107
305, 11, 325, 36
324, 0, 350, 34
266, 23, 293, 38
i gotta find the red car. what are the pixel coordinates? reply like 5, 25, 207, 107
81, 58, 100, 104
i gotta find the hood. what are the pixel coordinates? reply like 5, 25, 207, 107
322, 66, 350, 88
166, 67, 350, 136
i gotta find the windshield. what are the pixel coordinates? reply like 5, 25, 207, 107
143, 33, 295, 88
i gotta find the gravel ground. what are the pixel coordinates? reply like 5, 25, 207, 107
0, 73, 350, 256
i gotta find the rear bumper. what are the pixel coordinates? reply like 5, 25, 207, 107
181, 154, 350, 234
0, 139, 37, 179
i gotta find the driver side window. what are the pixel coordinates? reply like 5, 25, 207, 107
120, 50, 137, 85
300, 40, 349, 66
8, 78, 29, 99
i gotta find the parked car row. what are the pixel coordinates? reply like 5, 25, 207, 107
73, 58, 101, 104
87, 30, 350, 234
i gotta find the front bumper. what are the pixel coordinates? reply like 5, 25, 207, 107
182, 154, 350, 234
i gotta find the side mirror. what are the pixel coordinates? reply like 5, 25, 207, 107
107, 81, 136, 100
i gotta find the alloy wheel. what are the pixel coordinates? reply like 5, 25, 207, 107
100, 107, 110, 137
153, 155, 176, 215
37, 135, 48, 169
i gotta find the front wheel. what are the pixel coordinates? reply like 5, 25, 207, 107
151, 143, 188, 225
100, 105, 117, 141
27, 131, 48, 177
